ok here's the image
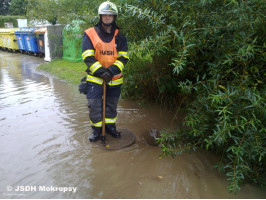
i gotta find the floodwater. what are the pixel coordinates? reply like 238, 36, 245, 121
0, 51, 265, 199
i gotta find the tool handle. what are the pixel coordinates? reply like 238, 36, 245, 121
102, 81, 106, 137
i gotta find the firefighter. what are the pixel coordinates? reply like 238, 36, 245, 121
82, 1, 129, 142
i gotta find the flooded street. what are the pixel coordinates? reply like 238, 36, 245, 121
0, 51, 265, 199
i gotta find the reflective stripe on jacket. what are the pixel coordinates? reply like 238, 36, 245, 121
86, 75, 123, 86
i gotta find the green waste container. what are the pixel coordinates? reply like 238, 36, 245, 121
0, 28, 19, 52
62, 20, 84, 62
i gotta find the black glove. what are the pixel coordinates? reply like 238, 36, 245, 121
79, 76, 88, 95
100, 68, 113, 83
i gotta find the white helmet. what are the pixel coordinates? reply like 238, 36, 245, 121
98, 1, 118, 16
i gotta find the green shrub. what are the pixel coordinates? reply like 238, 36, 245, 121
122, 0, 266, 193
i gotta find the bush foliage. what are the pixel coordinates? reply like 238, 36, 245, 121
121, 0, 265, 193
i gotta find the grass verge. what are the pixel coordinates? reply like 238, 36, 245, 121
37, 59, 87, 84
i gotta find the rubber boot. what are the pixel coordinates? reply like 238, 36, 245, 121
89, 127, 101, 142
106, 124, 121, 138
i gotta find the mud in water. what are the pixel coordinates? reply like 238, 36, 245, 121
0, 51, 265, 199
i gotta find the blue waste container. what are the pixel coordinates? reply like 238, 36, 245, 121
15, 28, 39, 55
25, 28, 39, 55
15, 29, 27, 53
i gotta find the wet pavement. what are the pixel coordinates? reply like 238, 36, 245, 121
0, 51, 265, 198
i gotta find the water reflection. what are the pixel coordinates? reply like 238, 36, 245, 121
0, 51, 265, 198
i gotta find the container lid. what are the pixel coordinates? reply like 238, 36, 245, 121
34, 27, 47, 33
15, 27, 36, 33
0, 28, 19, 33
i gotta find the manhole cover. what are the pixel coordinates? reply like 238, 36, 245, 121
95, 128, 135, 150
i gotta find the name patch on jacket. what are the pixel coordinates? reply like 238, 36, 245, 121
99, 50, 114, 55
